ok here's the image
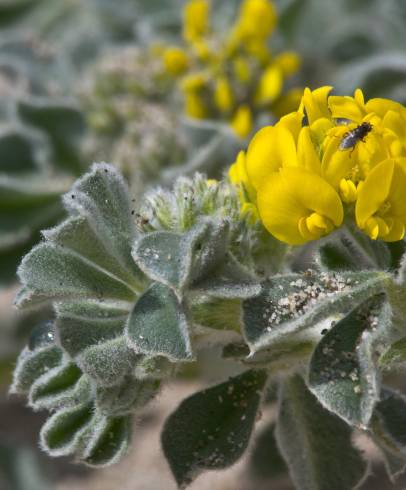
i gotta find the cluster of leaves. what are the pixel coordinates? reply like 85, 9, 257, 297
9, 162, 406, 489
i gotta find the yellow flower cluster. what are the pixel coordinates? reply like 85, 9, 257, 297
162, 0, 301, 138
229, 86, 406, 244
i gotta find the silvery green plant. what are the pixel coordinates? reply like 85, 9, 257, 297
10, 162, 406, 489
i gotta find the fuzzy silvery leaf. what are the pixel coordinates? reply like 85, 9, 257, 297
96, 376, 160, 417
10, 345, 62, 394
16, 164, 146, 385
248, 421, 287, 481
242, 270, 389, 353
379, 337, 406, 367
133, 219, 230, 293
77, 337, 138, 386
40, 401, 94, 457
16, 164, 140, 309
80, 414, 132, 467
308, 295, 389, 427
133, 230, 195, 291
161, 369, 267, 488
17, 98, 86, 174
29, 362, 91, 412
371, 388, 406, 480
55, 300, 130, 358
0, 126, 39, 174
317, 226, 392, 272
191, 252, 261, 299
62, 163, 142, 282
275, 375, 368, 490
126, 282, 193, 362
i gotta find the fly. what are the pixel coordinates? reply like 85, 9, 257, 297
339, 121, 373, 152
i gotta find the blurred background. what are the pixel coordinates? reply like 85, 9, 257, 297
1, 0, 406, 488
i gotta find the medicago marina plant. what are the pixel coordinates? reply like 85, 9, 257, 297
10, 87, 406, 490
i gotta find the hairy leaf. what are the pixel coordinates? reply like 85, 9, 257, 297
308, 296, 389, 427
371, 388, 406, 481
275, 375, 368, 490
243, 271, 389, 352
161, 369, 267, 488
40, 402, 94, 457
126, 282, 193, 362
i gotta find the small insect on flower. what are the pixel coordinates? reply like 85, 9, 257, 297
339, 122, 373, 152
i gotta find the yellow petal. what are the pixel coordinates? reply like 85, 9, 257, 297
328, 90, 366, 123
339, 179, 358, 203
355, 159, 395, 228
183, 0, 210, 42
233, 57, 251, 83
231, 105, 253, 138
301, 86, 333, 125
386, 158, 406, 220
255, 64, 283, 105
163, 47, 189, 75
257, 167, 343, 245
365, 97, 405, 118
277, 111, 303, 142
235, 0, 277, 40
297, 126, 321, 173
246, 125, 298, 190
214, 77, 234, 113
184, 92, 208, 118
274, 51, 301, 77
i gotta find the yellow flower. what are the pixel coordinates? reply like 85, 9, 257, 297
183, 0, 210, 43
356, 158, 406, 241
231, 105, 253, 138
233, 57, 252, 84
229, 86, 406, 244
254, 64, 283, 105
274, 51, 301, 77
234, 0, 277, 41
229, 150, 258, 222
214, 77, 234, 113
183, 92, 207, 119
163, 47, 189, 75
257, 167, 343, 245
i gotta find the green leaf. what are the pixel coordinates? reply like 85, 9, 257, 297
63, 163, 141, 282
379, 337, 406, 367
242, 271, 389, 353
17, 98, 86, 174
40, 402, 94, 457
0, 126, 39, 174
308, 295, 388, 427
10, 345, 62, 394
29, 363, 91, 411
96, 376, 159, 416
77, 337, 138, 386
126, 282, 193, 362
133, 230, 194, 291
317, 228, 391, 272
161, 369, 267, 488
82, 415, 132, 467
371, 388, 406, 481
191, 253, 261, 299
17, 163, 143, 308
133, 219, 230, 292
17, 241, 136, 305
55, 300, 129, 357
248, 421, 287, 481
275, 375, 368, 490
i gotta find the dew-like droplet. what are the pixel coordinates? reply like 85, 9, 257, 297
29, 321, 55, 350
